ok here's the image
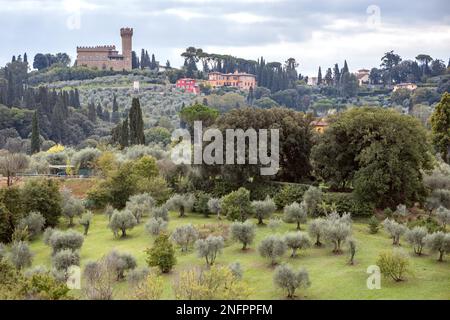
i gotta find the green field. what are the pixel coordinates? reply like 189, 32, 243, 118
29, 212, 450, 300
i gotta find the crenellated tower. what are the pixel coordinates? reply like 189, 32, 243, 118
120, 27, 133, 69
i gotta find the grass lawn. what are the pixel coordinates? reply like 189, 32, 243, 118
28, 212, 450, 300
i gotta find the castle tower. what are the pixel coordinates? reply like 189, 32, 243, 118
120, 27, 133, 70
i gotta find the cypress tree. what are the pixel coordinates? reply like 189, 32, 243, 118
333, 64, 341, 86
342, 60, 349, 74
112, 94, 120, 124
51, 96, 65, 143
140, 49, 146, 70
74, 89, 80, 108
31, 111, 40, 154
120, 117, 129, 149
88, 102, 97, 123
129, 98, 145, 145
317, 67, 323, 85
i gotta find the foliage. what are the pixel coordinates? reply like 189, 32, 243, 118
221, 188, 253, 222
377, 250, 410, 282
193, 191, 212, 217
251, 197, 276, 225
61, 188, 85, 227
82, 257, 116, 300
284, 232, 311, 257
170, 224, 199, 252
195, 235, 224, 266
382, 219, 408, 246
166, 194, 195, 218
105, 250, 137, 281
131, 273, 164, 300
79, 211, 94, 236
145, 217, 168, 236
258, 235, 287, 265
324, 213, 353, 254
47, 229, 84, 254
273, 264, 310, 298
18, 212, 45, 240
284, 202, 308, 230
273, 185, 308, 209
52, 249, 80, 272
125, 193, 155, 224
425, 232, 450, 262
405, 227, 428, 255
9, 241, 33, 270
207, 198, 222, 220
151, 205, 169, 221
368, 216, 380, 234
302, 186, 323, 217
108, 209, 138, 238
145, 234, 176, 273
230, 221, 256, 250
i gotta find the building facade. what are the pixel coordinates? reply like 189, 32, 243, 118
355, 69, 370, 86
176, 78, 200, 94
76, 28, 133, 71
393, 83, 418, 92
207, 71, 256, 90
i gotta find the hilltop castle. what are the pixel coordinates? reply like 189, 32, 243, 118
76, 28, 133, 71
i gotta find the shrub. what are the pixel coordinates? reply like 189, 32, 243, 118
193, 191, 211, 217
273, 264, 310, 298
195, 235, 224, 266
405, 227, 428, 255
284, 232, 311, 258
425, 232, 450, 262
207, 198, 222, 220
303, 186, 323, 216
394, 204, 408, 220
82, 258, 115, 300
252, 197, 276, 225
79, 211, 94, 236
274, 185, 308, 209
436, 206, 450, 229
377, 250, 410, 282
228, 262, 243, 279
127, 267, 150, 287
170, 224, 199, 252
258, 235, 287, 266
166, 194, 195, 218
382, 219, 407, 246
268, 218, 282, 232
221, 188, 253, 222
347, 238, 356, 265
324, 213, 353, 254
108, 209, 138, 238
105, 250, 137, 280
145, 218, 168, 236
131, 273, 164, 300
196, 223, 230, 241
125, 193, 155, 224
173, 265, 252, 300
104, 204, 114, 221
18, 212, 45, 240
368, 216, 380, 234
145, 234, 176, 273
408, 216, 443, 233
48, 230, 84, 254
284, 202, 307, 230
319, 193, 374, 217
9, 241, 33, 270
308, 218, 327, 247
230, 221, 256, 250
151, 206, 169, 221
52, 249, 80, 271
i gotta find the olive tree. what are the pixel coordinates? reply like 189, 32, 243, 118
302, 186, 323, 216
284, 232, 311, 258
151, 206, 169, 221
79, 211, 94, 236
425, 232, 450, 262
0, 152, 29, 187
18, 212, 45, 240
258, 235, 287, 266
308, 218, 327, 247
405, 227, 428, 255
435, 206, 450, 229
104, 204, 114, 221
108, 209, 138, 238
252, 197, 276, 225
52, 249, 80, 272
347, 238, 356, 265
208, 198, 222, 220
324, 213, 353, 254
47, 230, 84, 254
230, 221, 256, 250
382, 219, 407, 246
83, 258, 116, 300
61, 188, 85, 227
105, 250, 137, 280
166, 194, 195, 218
195, 236, 224, 266
125, 193, 155, 224
284, 202, 308, 230
145, 218, 168, 236
273, 264, 310, 299
9, 241, 33, 270
228, 262, 243, 279
170, 224, 199, 252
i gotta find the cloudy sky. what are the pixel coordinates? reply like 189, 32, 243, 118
1, 0, 449, 76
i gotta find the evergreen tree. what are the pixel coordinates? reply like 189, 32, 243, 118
151, 54, 157, 70
325, 68, 333, 86
31, 111, 40, 154
120, 117, 129, 149
317, 67, 323, 85
96, 103, 103, 119
51, 96, 66, 143
24, 53, 28, 64
431, 93, 450, 163
247, 86, 254, 105
129, 98, 145, 145
342, 60, 349, 74
132, 51, 139, 69
88, 102, 96, 123
74, 89, 80, 108
112, 94, 120, 124
140, 49, 146, 70
166, 60, 171, 68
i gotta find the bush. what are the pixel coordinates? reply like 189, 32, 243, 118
368, 216, 380, 234
196, 223, 230, 241
9, 241, 33, 270
348, 238, 357, 265
258, 235, 287, 266
303, 186, 323, 216
319, 193, 374, 217
268, 218, 282, 232
228, 262, 243, 279
82, 258, 115, 300
376, 250, 410, 282
193, 191, 211, 217
408, 216, 443, 233
221, 188, 253, 222
18, 212, 45, 239
436, 206, 450, 229
48, 230, 84, 254
79, 211, 94, 236
145, 234, 176, 273
195, 235, 224, 266
151, 206, 169, 221
52, 249, 80, 271
425, 232, 450, 262
166, 194, 195, 218
131, 273, 164, 300
274, 185, 308, 209
251, 197, 276, 225
105, 250, 137, 280
308, 218, 326, 247
127, 267, 150, 288
207, 198, 222, 220
382, 219, 407, 246
284, 202, 307, 230
273, 264, 310, 298
405, 227, 428, 255
108, 209, 138, 238
284, 232, 311, 258
170, 224, 199, 252
125, 193, 155, 224
230, 221, 256, 250
145, 218, 168, 236
22, 179, 62, 227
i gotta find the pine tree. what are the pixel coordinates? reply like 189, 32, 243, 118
120, 117, 129, 149
129, 98, 145, 145
31, 111, 40, 154
317, 67, 323, 85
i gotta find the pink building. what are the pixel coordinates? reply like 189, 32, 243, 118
176, 78, 200, 94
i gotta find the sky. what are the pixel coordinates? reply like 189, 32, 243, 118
0, 0, 449, 76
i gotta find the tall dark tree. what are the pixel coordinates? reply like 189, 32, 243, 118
342, 60, 349, 74
120, 117, 129, 149
30, 111, 40, 154
317, 67, 323, 85
88, 102, 97, 123
325, 68, 333, 86
247, 86, 254, 105
129, 98, 145, 145
132, 51, 140, 69
140, 49, 146, 70
111, 94, 120, 124
51, 96, 66, 143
